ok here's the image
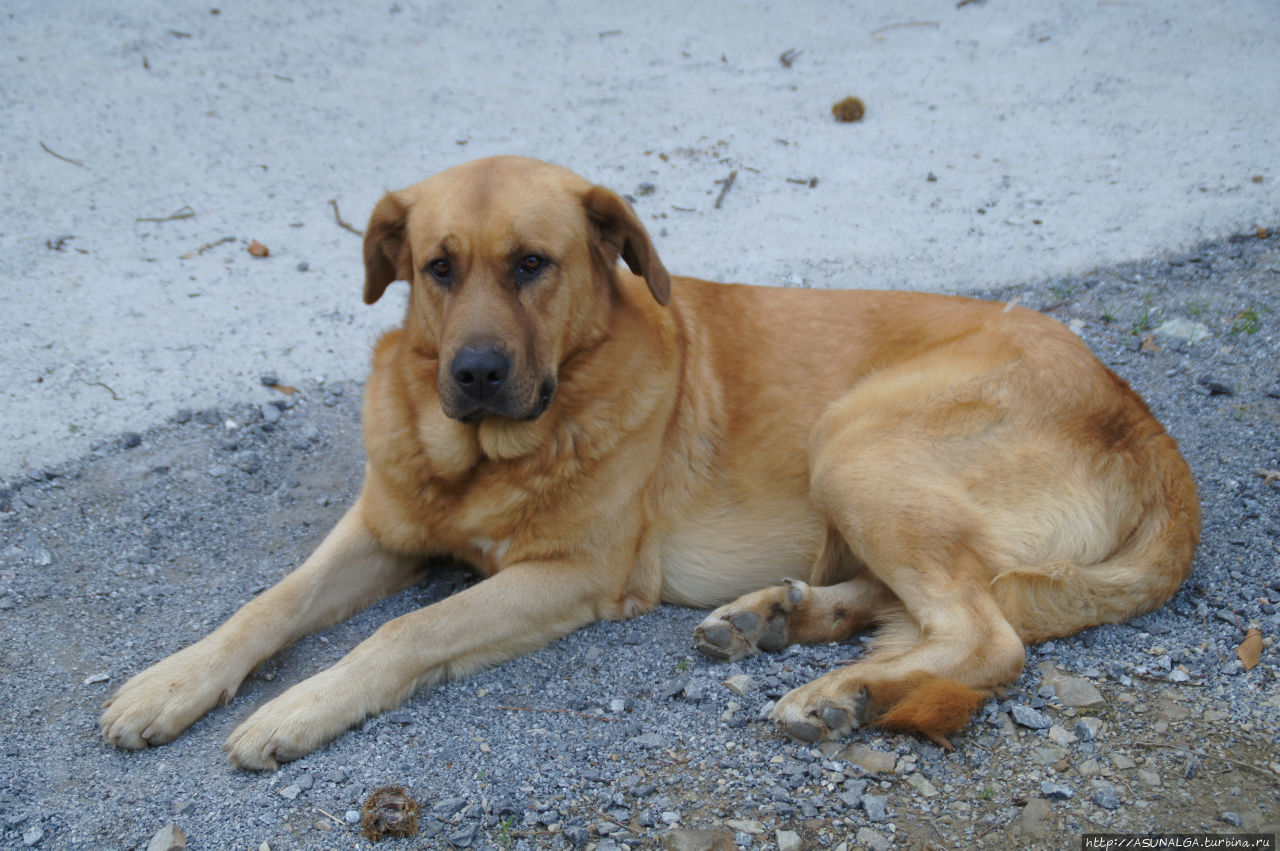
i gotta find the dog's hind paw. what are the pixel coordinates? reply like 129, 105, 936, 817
771, 683, 871, 743
693, 579, 809, 662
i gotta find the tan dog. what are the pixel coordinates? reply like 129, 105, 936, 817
101, 156, 1199, 768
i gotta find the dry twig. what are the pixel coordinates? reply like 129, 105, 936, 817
40, 141, 88, 169
85, 381, 121, 401
180, 236, 236, 259
713, 170, 738, 209
871, 20, 940, 40
136, 206, 195, 223
1132, 741, 1279, 783
329, 199, 364, 236
497, 705, 622, 723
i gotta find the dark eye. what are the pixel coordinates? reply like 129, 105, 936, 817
427, 258, 452, 286
515, 254, 547, 286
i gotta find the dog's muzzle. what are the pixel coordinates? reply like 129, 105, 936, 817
445, 347, 555, 422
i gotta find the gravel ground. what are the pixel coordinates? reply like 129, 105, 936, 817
1, 232, 1278, 850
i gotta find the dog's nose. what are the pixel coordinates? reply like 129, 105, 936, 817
450, 347, 511, 401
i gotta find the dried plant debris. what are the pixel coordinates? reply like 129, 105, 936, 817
831, 96, 866, 122
361, 785, 420, 843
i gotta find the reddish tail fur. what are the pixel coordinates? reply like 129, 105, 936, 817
867, 672, 986, 750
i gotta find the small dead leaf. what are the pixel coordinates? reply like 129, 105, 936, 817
1236, 629, 1262, 670
1140, 334, 1161, 353
248, 240, 270, 258
1258, 226, 1269, 239
832, 96, 866, 122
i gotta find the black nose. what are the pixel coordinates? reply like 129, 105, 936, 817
450, 347, 511, 401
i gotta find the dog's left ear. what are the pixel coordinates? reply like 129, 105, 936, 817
362, 191, 412, 305
583, 186, 671, 306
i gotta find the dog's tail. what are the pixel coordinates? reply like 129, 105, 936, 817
992, 431, 1200, 643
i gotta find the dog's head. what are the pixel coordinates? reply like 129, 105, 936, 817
363, 156, 670, 423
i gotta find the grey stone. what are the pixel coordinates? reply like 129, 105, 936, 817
22, 826, 43, 847
1197, 374, 1234, 395
1221, 811, 1244, 827
1092, 786, 1121, 810
144, 823, 185, 851
856, 827, 891, 851
862, 794, 888, 821
1012, 704, 1053, 729
1020, 797, 1052, 836
837, 745, 897, 773
1075, 717, 1104, 741
1041, 781, 1073, 800
775, 829, 802, 851
664, 828, 737, 850
631, 732, 666, 749
1053, 676, 1105, 707
432, 795, 468, 816
447, 822, 478, 847
278, 784, 301, 800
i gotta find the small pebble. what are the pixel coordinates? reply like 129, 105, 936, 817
1011, 705, 1052, 729
1092, 786, 1121, 810
1041, 781, 1073, 800
121, 432, 143, 449
861, 794, 888, 821
1196, 375, 1234, 395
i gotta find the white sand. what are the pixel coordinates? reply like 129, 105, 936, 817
2, 0, 1277, 476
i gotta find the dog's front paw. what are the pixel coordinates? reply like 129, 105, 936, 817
101, 644, 239, 750
224, 674, 361, 770
770, 678, 870, 743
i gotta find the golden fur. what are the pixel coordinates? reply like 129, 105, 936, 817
101, 156, 1199, 767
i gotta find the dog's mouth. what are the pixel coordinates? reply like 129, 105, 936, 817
453, 379, 556, 423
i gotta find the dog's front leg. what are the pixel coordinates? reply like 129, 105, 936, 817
101, 498, 420, 751
223, 558, 604, 769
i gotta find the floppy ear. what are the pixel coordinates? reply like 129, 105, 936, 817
583, 185, 671, 306
362, 192, 412, 305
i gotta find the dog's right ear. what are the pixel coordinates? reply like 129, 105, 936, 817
363, 192, 411, 305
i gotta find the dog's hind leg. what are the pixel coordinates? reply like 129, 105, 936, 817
768, 545, 1024, 749
767, 384, 1033, 747
693, 572, 894, 662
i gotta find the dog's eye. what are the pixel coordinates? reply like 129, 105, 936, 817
427, 259, 452, 286
515, 254, 547, 285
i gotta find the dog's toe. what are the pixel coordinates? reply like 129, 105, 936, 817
694, 624, 739, 660
782, 718, 826, 742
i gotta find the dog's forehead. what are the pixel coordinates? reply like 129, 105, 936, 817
402, 157, 592, 254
